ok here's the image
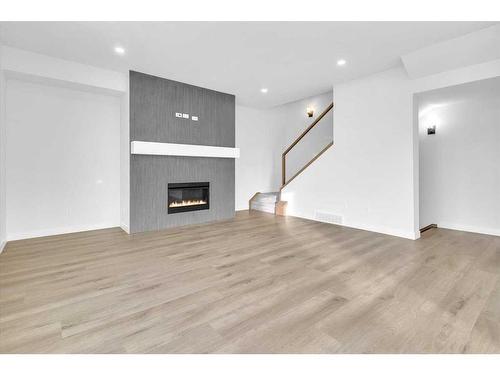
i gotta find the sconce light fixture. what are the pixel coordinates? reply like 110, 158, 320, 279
427, 125, 436, 135
307, 107, 314, 117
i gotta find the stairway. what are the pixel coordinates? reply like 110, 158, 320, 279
249, 102, 334, 218
249, 192, 286, 215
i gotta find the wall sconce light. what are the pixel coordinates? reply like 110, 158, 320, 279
427, 125, 436, 135
307, 107, 314, 117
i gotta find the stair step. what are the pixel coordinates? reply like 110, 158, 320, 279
249, 192, 281, 214
253, 192, 280, 204
250, 201, 276, 214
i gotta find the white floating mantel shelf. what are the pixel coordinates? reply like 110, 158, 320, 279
131, 141, 240, 159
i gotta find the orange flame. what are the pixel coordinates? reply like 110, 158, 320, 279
169, 199, 207, 208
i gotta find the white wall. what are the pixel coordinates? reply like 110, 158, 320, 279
419, 80, 500, 235
120, 77, 130, 233
280, 59, 500, 239
273, 91, 333, 147
0, 46, 129, 242
235, 91, 333, 211
1, 46, 126, 94
0, 46, 6, 252
411, 59, 500, 236
235, 105, 281, 210
273, 91, 333, 180
281, 67, 416, 238
402, 24, 500, 79
5, 78, 121, 240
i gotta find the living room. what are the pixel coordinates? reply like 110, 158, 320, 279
0, 3, 499, 373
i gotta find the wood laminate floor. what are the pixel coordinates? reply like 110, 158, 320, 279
1, 211, 499, 353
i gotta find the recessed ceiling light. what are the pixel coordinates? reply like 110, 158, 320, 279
337, 59, 347, 66
114, 46, 126, 55
260, 88, 268, 93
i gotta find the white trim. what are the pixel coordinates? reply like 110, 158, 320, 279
1, 46, 127, 93
6, 222, 120, 241
0, 241, 6, 254
438, 222, 500, 237
414, 230, 421, 240
288, 211, 418, 240
131, 141, 240, 159
120, 223, 130, 234
337, 221, 419, 240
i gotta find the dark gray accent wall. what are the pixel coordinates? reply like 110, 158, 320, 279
129, 71, 235, 233
131, 71, 234, 147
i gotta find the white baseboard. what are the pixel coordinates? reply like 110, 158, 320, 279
338, 221, 418, 240
0, 240, 6, 254
7, 222, 120, 241
120, 223, 130, 234
438, 222, 500, 237
289, 211, 418, 240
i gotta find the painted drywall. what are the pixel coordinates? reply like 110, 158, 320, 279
0, 45, 6, 252
273, 91, 333, 147
129, 71, 235, 233
235, 105, 281, 210
273, 91, 333, 181
5, 78, 121, 240
402, 24, 500, 79
0, 47, 131, 240
411, 58, 500, 236
120, 76, 130, 233
280, 59, 500, 239
1, 46, 127, 94
234, 91, 333, 210
418, 79, 500, 235
281, 67, 415, 238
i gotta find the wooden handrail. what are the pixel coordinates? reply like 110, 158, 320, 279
281, 141, 333, 190
281, 102, 334, 186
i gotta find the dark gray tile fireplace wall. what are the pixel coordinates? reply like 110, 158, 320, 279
129, 71, 235, 233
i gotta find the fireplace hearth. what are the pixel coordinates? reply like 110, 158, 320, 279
168, 182, 210, 214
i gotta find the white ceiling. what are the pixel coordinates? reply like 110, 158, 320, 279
0, 21, 496, 108
418, 76, 500, 114
402, 24, 500, 79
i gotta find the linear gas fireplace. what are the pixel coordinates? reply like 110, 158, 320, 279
168, 182, 210, 214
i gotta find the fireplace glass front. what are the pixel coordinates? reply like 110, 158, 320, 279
167, 182, 209, 214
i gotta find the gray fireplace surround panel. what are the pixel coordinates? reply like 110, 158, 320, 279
129, 71, 236, 233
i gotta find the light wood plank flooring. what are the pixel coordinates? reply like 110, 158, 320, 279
1, 211, 499, 353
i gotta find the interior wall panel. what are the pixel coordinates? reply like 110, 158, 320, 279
129, 71, 235, 233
